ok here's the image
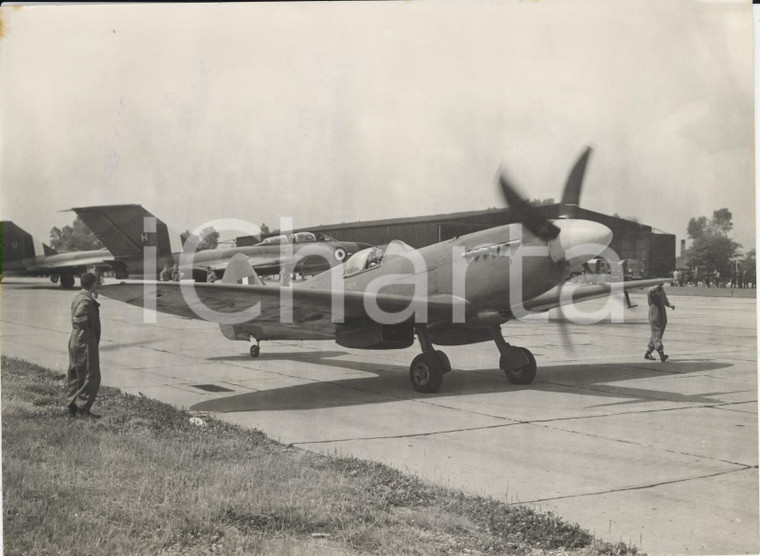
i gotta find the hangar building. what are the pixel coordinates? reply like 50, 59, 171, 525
239, 205, 675, 278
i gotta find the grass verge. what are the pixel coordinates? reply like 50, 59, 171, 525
2, 356, 638, 555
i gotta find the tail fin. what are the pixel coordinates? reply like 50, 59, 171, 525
1, 221, 37, 263
71, 204, 177, 258
42, 244, 58, 256
218, 253, 263, 342
222, 253, 263, 285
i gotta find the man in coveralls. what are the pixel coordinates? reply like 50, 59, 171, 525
66, 272, 102, 419
644, 283, 675, 362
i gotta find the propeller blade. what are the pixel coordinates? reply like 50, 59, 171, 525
559, 146, 592, 219
499, 172, 560, 241
557, 303, 576, 356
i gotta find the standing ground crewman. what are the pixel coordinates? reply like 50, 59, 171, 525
66, 272, 102, 419
644, 283, 675, 362
160, 263, 172, 281
206, 266, 218, 283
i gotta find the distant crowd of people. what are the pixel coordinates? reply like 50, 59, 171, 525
671, 268, 755, 289
159, 263, 181, 281
158, 263, 218, 283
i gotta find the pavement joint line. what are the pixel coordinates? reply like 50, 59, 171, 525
119, 362, 219, 372
711, 405, 758, 415
537, 378, 752, 404
509, 466, 753, 506
0, 319, 69, 335
293, 420, 526, 445
702, 372, 759, 381
217, 380, 260, 391
529, 419, 755, 469
521, 398, 758, 425
166, 383, 210, 395
292, 400, 752, 447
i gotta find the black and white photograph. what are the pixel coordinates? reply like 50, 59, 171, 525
0, 2, 756, 554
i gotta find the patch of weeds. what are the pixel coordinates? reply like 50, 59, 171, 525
2, 355, 640, 556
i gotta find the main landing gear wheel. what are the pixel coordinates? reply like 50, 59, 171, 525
501, 347, 536, 385
60, 275, 75, 289
435, 350, 452, 373
409, 353, 444, 393
249, 344, 260, 358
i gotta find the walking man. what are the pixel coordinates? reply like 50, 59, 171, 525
645, 283, 675, 362
66, 272, 102, 419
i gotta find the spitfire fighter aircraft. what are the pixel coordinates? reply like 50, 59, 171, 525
70, 204, 369, 281
100, 148, 667, 393
1, 221, 115, 288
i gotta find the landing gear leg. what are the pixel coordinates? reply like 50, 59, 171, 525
409, 324, 450, 393
491, 326, 536, 385
249, 336, 260, 358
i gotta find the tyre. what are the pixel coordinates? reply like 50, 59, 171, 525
434, 350, 452, 373
409, 353, 443, 393
249, 345, 260, 358
502, 347, 536, 385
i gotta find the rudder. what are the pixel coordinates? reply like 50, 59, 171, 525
1, 221, 36, 265
71, 204, 175, 258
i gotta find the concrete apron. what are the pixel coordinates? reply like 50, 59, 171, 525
1, 279, 757, 555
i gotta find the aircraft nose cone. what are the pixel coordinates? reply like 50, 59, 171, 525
548, 219, 613, 266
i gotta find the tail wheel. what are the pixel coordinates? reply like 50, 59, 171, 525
409, 353, 443, 393
502, 348, 536, 385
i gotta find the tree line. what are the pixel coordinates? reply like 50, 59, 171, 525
685, 208, 754, 285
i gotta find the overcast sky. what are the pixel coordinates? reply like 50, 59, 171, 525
0, 1, 754, 252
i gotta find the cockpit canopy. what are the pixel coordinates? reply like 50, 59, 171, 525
258, 234, 288, 245
343, 240, 415, 277
256, 232, 334, 246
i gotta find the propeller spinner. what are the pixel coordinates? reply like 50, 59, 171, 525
498, 146, 612, 265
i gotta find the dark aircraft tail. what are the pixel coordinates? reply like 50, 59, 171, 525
1, 221, 37, 264
70, 204, 176, 259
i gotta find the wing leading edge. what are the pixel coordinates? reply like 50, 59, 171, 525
522, 278, 670, 314
98, 280, 469, 328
